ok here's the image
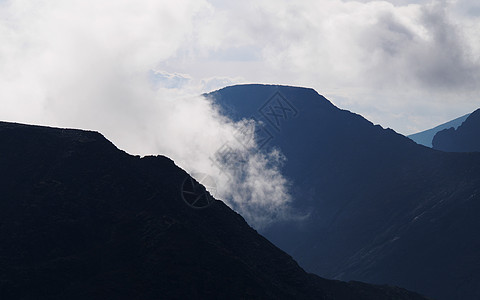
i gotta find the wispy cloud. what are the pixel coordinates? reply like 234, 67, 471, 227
0, 0, 292, 228
193, 0, 480, 133
1, 0, 479, 223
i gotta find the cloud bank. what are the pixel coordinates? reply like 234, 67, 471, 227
176, 0, 480, 133
1, 0, 480, 224
3, 0, 478, 135
0, 0, 292, 228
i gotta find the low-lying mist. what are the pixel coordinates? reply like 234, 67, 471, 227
0, 0, 293, 228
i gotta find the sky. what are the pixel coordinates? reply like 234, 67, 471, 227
1, 0, 479, 227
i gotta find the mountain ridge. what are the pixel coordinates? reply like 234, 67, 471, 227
408, 113, 470, 147
432, 108, 480, 152
207, 84, 480, 300
0, 120, 429, 300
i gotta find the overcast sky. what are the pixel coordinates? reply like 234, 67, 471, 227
1, 0, 479, 135
160, 0, 480, 134
1, 0, 479, 226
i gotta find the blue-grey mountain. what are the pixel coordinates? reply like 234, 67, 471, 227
408, 113, 470, 147
432, 108, 480, 152
207, 84, 480, 300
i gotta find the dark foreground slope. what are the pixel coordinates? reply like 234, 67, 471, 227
207, 84, 480, 300
433, 108, 480, 152
0, 122, 428, 300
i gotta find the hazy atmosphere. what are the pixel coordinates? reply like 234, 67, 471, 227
2, 2, 480, 299
1, 0, 479, 226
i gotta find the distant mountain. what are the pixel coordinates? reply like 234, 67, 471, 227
408, 113, 470, 147
207, 84, 480, 300
0, 121, 428, 300
433, 109, 480, 152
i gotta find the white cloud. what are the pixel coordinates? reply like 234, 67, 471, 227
1, 0, 480, 225
0, 0, 294, 228
150, 70, 192, 89
189, 0, 480, 133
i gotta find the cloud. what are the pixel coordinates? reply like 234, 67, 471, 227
356, 1, 480, 91
0, 0, 293, 228
229, 0, 480, 92
199, 76, 244, 93
1, 0, 479, 224
150, 70, 192, 89
188, 0, 480, 133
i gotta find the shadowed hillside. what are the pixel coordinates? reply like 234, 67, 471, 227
0, 121, 428, 300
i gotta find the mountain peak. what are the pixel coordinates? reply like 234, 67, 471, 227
205, 84, 337, 122
208, 84, 480, 300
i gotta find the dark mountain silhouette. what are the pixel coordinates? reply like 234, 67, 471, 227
0, 121, 429, 300
207, 84, 480, 300
408, 113, 470, 147
432, 109, 480, 152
